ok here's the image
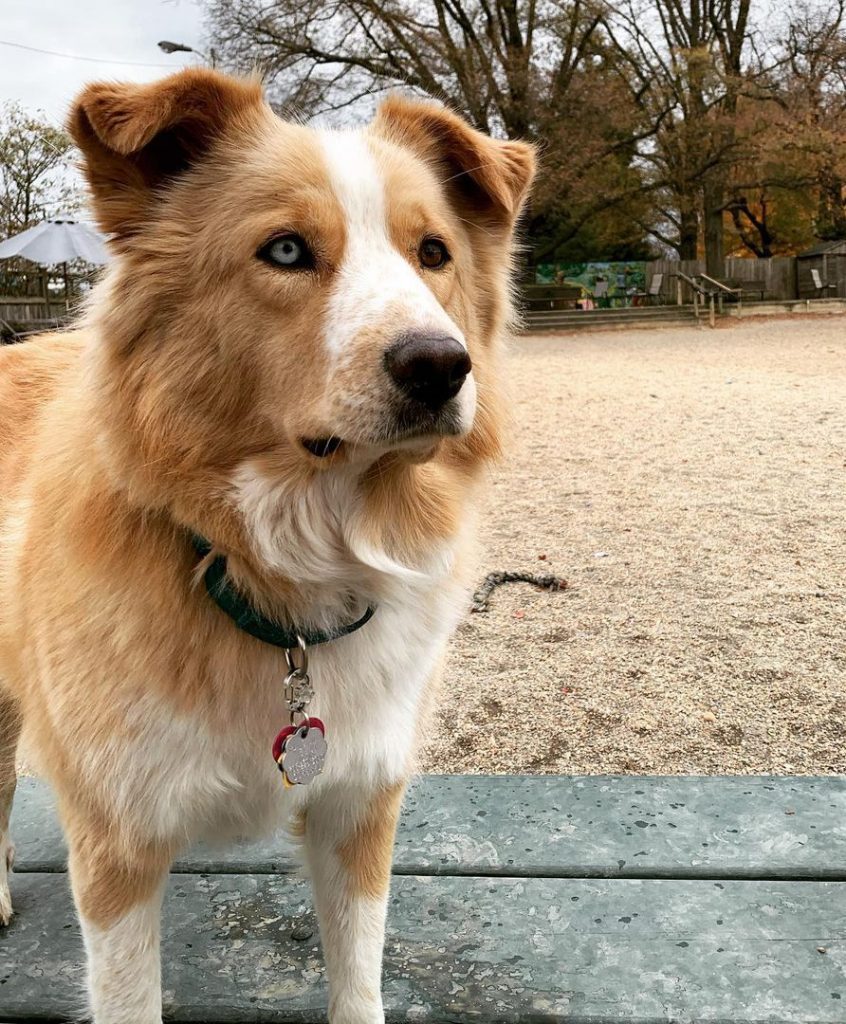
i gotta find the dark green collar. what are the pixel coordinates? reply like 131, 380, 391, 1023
192, 535, 375, 648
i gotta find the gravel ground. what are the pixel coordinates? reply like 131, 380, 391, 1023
422, 315, 846, 776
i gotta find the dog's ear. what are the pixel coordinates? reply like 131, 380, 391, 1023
68, 69, 264, 242
374, 95, 536, 230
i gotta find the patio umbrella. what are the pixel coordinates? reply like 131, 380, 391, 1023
0, 214, 109, 310
0, 214, 109, 266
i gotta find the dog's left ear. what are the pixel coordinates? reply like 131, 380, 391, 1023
68, 68, 264, 243
373, 95, 536, 231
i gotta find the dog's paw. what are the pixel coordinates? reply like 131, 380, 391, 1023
0, 839, 14, 927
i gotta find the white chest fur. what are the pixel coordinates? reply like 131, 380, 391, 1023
73, 459, 473, 848
82, 550, 466, 848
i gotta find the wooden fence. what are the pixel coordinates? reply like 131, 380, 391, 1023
643, 257, 798, 302
725, 257, 797, 299
0, 297, 73, 338
643, 259, 704, 303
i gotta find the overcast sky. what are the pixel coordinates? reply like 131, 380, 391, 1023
1, 0, 207, 126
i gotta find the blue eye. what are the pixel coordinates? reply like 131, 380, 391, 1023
259, 233, 313, 269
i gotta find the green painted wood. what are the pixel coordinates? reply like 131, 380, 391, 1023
10, 775, 846, 879
1, 872, 844, 1023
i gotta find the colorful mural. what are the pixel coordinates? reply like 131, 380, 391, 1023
536, 261, 648, 304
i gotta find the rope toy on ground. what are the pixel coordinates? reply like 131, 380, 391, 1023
471, 571, 568, 613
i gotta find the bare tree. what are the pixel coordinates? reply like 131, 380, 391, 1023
0, 103, 77, 239
206, 0, 603, 133
776, 0, 846, 239
603, 0, 754, 270
205, 0, 663, 262
204, 0, 846, 263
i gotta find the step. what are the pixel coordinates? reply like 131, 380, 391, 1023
525, 319, 700, 333
524, 310, 698, 319
525, 315, 699, 326
3, 873, 845, 1022
5, 775, 844, 1023
11, 775, 846, 879
524, 311, 700, 330
525, 306, 697, 315
525, 304, 697, 316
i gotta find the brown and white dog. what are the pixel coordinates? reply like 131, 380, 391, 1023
0, 70, 534, 1023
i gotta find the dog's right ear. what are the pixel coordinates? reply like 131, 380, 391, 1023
68, 69, 264, 243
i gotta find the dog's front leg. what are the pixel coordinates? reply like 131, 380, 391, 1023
302, 779, 406, 1024
65, 818, 173, 1024
0, 692, 21, 926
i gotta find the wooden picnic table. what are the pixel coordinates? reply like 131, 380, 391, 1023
2, 774, 844, 1022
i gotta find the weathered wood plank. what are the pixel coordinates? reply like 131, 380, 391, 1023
1, 872, 844, 1023
11, 775, 846, 879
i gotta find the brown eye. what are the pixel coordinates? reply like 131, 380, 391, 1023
419, 237, 451, 270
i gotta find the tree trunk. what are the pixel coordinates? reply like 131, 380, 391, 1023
818, 170, 846, 240
703, 180, 724, 278
678, 207, 699, 260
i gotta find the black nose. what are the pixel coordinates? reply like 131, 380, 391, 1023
384, 332, 472, 410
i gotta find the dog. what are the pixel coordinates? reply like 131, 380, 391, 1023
0, 69, 534, 1023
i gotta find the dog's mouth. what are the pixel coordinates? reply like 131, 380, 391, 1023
301, 405, 464, 460
301, 436, 344, 458
387, 403, 464, 443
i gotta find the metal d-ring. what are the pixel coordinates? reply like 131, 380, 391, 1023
284, 634, 309, 678
284, 635, 312, 727
288, 707, 310, 732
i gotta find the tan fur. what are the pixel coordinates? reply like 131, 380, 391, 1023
66, 814, 175, 930
70, 71, 266, 244
0, 68, 534, 1018
337, 781, 406, 899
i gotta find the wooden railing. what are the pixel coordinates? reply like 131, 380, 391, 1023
671, 272, 713, 325
698, 273, 743, 313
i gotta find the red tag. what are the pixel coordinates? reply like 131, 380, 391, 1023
272, 717, 325, 764
272, 725, 296, 763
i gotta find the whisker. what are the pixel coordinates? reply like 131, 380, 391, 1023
440, 159, 499, 186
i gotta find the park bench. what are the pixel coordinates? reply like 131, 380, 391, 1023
521, 284, 584, 311
697, 276, 767, 303
2, 774, 844, 1022
724, 278, 766, 301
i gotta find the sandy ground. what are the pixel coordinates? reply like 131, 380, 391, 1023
422, 315, 846, 775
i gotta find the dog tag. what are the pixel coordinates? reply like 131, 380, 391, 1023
273, 716, 324, 762
279, 720, 328, 785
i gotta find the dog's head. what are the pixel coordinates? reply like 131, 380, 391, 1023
70, 70, 534, 570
